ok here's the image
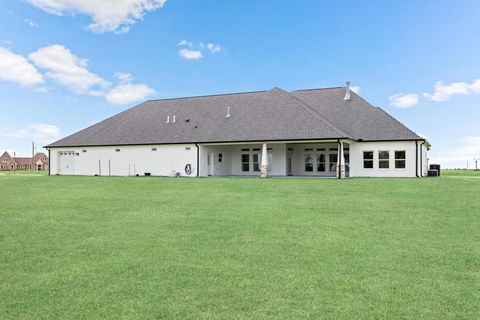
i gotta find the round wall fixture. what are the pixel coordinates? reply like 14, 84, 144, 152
185, 164, 192, 175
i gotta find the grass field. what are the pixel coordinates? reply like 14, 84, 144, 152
1, 173, 479, 319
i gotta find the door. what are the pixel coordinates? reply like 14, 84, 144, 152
58, 151, 75, 174
207, 152, 214, 176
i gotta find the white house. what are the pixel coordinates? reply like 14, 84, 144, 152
46, 83, 430, 178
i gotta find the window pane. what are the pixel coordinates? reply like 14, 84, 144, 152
253, 154, 260, 172
329, 154, 338, 171
241, 154, 250, 172
379, 160, 389, 168
395, 151, 406, 160
316, 154, 325, 172
364, 160, 373, 169
317, 163, 325, 172
305, 154, 313, 172
363, 151, 373, 160
395, 160, 406, 169
379, 151, 389, 160
378, 151, 389, 168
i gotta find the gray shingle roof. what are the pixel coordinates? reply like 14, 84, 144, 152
291, 88, 421, 141
46, 86, 421, 148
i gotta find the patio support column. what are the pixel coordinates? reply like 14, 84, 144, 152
260, 143, 269, 178
337, 141, 345, 179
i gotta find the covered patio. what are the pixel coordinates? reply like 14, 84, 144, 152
198, 140, 350, 178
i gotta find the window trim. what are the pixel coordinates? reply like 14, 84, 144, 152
241, 153, 250, 172
316, 153, 326, 172
378, 150, 390, 169
304, 153, 314, 172
394, 150, 406, 169
363, 151, 374, 169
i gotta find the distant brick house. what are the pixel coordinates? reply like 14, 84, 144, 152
0, 151, 49, 171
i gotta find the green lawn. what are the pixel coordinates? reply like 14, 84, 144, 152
1, 174, 479, 319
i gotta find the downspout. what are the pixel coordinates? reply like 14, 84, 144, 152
47, 148, 50, 176
419, 141, 426, 177
415, 141, 419, 177
195, 143, 199, 177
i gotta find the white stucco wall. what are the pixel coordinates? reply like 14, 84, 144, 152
198, 143, 287, 176
198, 145, 233, 177
49, 144, 198, 177
49, 140, 428, 178
349, 141, 422, 177
230, 144, 287, 176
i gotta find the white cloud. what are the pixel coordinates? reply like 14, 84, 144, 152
178, 39, 222, 59
27, 0, 166, 33
430, 136, 480, 168
207, 43, 221, 53
0, 123, 61, 142
29, 44, 107, 93
24, 19, 39, 27
0, 47, 44, 87
179, 48, 203, 60
350, 86, 360, 94
389, 93, 419, 108
1, 44, 155, 105
423, 79, 480, 102
114, 72, 134, 83
105, 82, 155, 104
178, 39, 193, 47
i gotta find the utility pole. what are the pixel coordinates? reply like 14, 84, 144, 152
474, 158, 480, 171
32, 141, 35, 171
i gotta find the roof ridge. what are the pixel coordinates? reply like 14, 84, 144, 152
292, 86, 344, 92
276, 89, 352, 138
144, 89, 269, 103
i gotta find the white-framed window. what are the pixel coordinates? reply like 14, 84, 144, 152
395, 151, 406, 169
241, 154, 250, 172
304, 153, 313, 172
241, 149, 272, 172
378, 151, 389, 169
316, 153, 326, 172
363, 151, 374, 169
253, 153, 260, 172
329, 154, 338, 171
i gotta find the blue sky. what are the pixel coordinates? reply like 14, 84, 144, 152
1, 0, 479, 168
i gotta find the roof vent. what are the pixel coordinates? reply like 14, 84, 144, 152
344, 81, 351, 101
225, 106, 231, 119
166, 115, 170, 123
172, 115, 176, 123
